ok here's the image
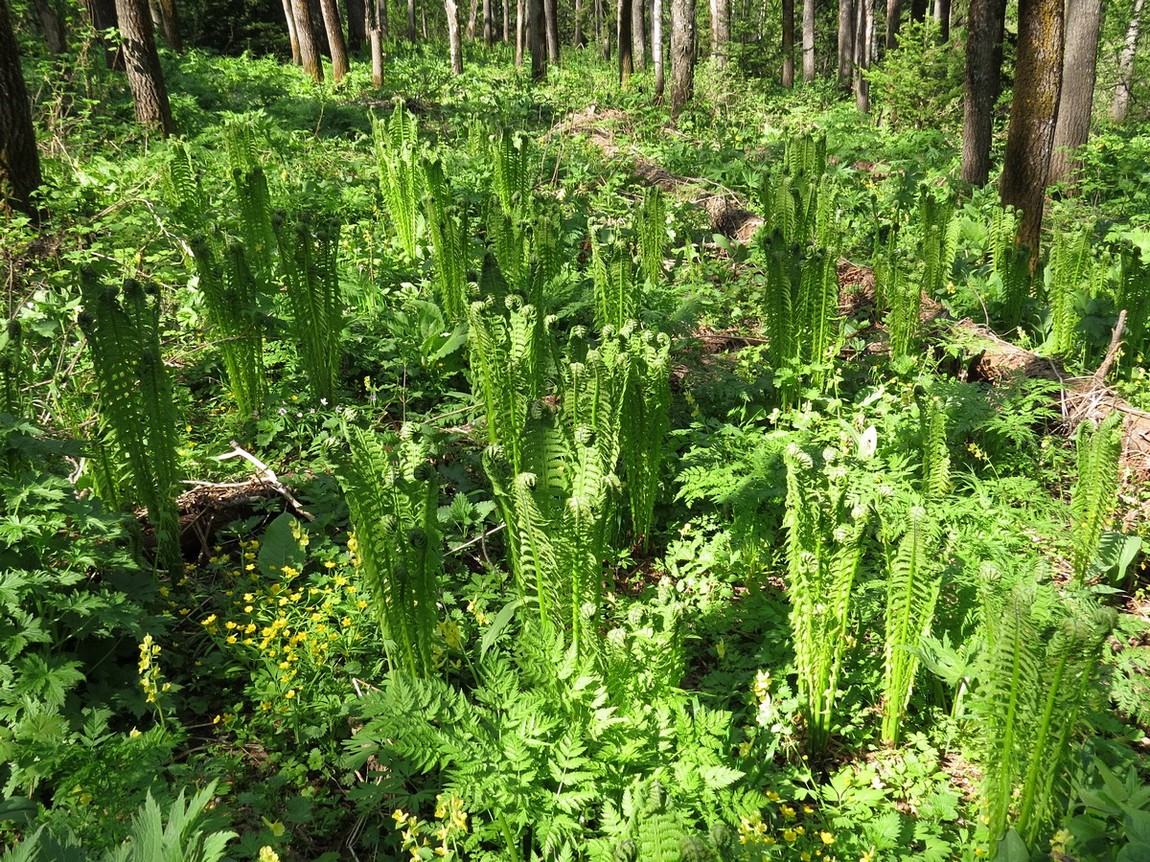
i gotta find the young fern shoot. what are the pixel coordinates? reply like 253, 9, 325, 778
1070, 412, 1124, 583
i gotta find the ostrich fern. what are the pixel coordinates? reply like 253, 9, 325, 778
619, 326, 672, 548
1070, 412, 1124, 583
636, 187, 667, 286
1047, 227, 1095, 358
492, 129, 534, 220
783, 444, 870, 754
1117, 243, 1149, 362
224, 116, 278, 286
336, 424, 442, 678
591, 230, 639, 332
423, 156, 471, 322
78, 275, 182, 573
373, 106, 423, 260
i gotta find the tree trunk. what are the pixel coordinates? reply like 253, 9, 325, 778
528, 0, 546, 79
710, 0, 728, 68
483, 0, 493, 44
87, 0, 125, 70
515, 0, 524, 65
1000, 0, 1064, 259
909, 0, 926, 21
854, 0, 871, 111
319, 0, 350, 80
1110, 0, 1144, 123
446, 0, 464, 71
467, 0, 478, 38
154, 0, 180, 51
837, 0, 854, 88
599, 0, 611, 59
801, 0, 814, 81
407, 0, 417, 39
670, 0, 694, 114
782, 0, 794, 86
282, 0, 301, 62
366, 0, 383, 85
293, 0, 325, 80
346, 0, 365, 50
885, 0, 899, 47
933, 0, 949, 41
653, 0, 664, 98
0, 0, 43, 221
503, 0, 510, 40
114, 0, 175, 136
1048, 0, 1102, 185
632, 0, 645, 69
32, 0, 67, 54
574, 0, 585, 45
619, 0, 633, 82
960, 0, 1006, 185
545, 0, 559, 62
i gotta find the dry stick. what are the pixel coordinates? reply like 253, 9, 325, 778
216, 441, 316, 521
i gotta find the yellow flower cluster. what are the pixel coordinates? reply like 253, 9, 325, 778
735, 795, 836, 861
137, 634, 170, 705
392, 793, 469, 860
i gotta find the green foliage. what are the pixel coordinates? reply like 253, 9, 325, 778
491, 129, 534, 221
76, 275, 182, 574
1046, 226, 1096, 358
1116, 241, 1150, 365
373, 105, 424, 260
782, 443, 870, 754
1070, 412, 1124, 584
272, 210, 345, 404
864, 20, 964, 132
619, 327, 672, 548
335, 424, 442, 678
423, 156, 472, 323
988, 205, 1033, 332
592, 231, 639, 333
636, 187, 668, 287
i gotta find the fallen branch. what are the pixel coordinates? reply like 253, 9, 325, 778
217, 441, 315, 521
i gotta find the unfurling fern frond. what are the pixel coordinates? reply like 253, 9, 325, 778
1117, 242, 1150, 363
918, 186, 957, 300
1047, 226, 1095, 357
1070, 412, 1123, 583
990, 205, 1032, 331
919, 394, 952, 499
336, 424, 441, 678
636, 187, 667, 286
273, 211, 345, 404
880, 505, 942, 744
492, 129, 534, 220
225, 115, 278, 286
591, 230, 639, 333
619, 327, 672, 549
423, 156, 471, 322
166, 142, 207, 237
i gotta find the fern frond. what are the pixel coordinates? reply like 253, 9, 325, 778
1069, 412, 1123, 583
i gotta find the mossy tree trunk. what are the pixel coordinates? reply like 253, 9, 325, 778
319, 0, 350, 81
782, 0, 793, 86
670, 0, 694, 113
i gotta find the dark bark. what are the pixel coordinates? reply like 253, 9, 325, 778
446, 0, 464, 72
884, 0, 899, 47
960, 0, 1006, 185
837, 0, 854, 87
1110, 0, 1144, 123
619, 0, 633, 83
346, 0, 365, 50
483, 0, 493, 44
710, 0, 728, 68
319, 0, 350, 80
34, 0, 67, 53
670, 0, 694, 114
544, 0, 559, 62
1000, 0, 1064, 259
933, 0, 948, 41
366, 0, 383, 85
155, 0, 180, 51
854, 0, 871, 111
528, 0, 546, 79
801, 0, 814, 80
653, 0, 664, 98
632, 0, 645, 69
782, 0, 794, 86
114, 0, 175, 136
574, 0, 585, 45
1048, 0, 1102, 185
909, 0, 926, 21
87, 0, 125, 70
293, 0, 324, 80
0, 0, 43, 220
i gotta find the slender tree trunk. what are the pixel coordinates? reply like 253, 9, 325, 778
114, 0, 175, 136
837, 0, 854, 88
933, 0, 949, 41
0, 0, 43, 221
446, 0, 464, 71
909, 0, 926, 21
575, 0, 585, 45
544, 0, 559, 61
619, 0, 633, 82
854, 0, 872, 110
653, 0, 664, 98
710, 0, 728, 68
483, 0, 493, 44
346, 0, 365, 49
1000, 0, 1064, 259
319, 0, 350, 80
379, 0, 388, 37
1111, 0, 1145, 123
503, 0, 510, 40
670, 0, 694, 114
632, 0, 645, 69
293, 0, 325, 80
466, 0, 478, 38
960, 0, 1006, 185
782, 0, 794, 85
87, 0, 125, 70
885, 0, 900, 47
528, 0, 546, 78
515, 0, 524, 65
801, 0, 815, 81
154, 0, 179, 50
599, 0, 611, 59
282, 0, 301, 62
407, 0, 417, 39
33, 0, 67, 54
1048, 0, 1101, 185
366, 0, 383, 85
